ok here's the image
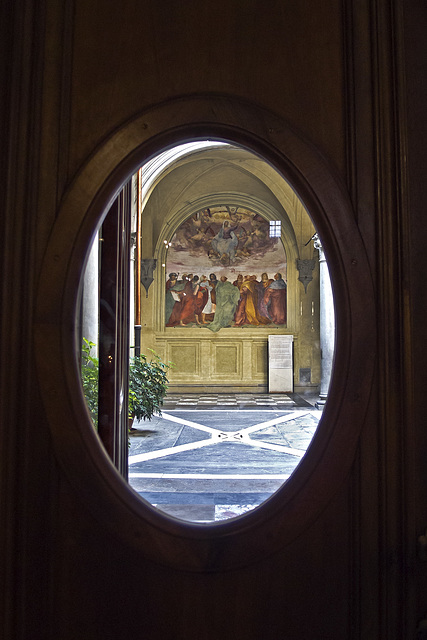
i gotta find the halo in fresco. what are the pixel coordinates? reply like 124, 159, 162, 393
164, 206, 287, 331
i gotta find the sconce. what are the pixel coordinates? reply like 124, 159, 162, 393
140, 258, 157, 298
297, 258, 315, 293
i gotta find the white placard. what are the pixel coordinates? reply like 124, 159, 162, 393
268, 335, 293, 392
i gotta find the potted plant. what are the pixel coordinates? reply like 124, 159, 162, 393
81, 340, 172, 429
128, 349, 172, 424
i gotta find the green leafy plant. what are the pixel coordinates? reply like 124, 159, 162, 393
128, 349, 172, 421
81, 337, 99, 429
81, 340, 171, 427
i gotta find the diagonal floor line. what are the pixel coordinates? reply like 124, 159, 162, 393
160, 411, 223, 435
242, 411, 312, 435
244, 437, 306, 457
162, 409, 313, 436
129, 437, 217, 464
129, 432, 306, 465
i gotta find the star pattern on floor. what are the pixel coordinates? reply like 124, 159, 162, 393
128, 410, 310, 465
128, 399, 321, 522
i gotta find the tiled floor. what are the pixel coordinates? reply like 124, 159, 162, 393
129, 393, 321, 523
162, 392, 313, 409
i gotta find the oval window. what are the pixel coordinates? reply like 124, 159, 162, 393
78, 140, 334, 523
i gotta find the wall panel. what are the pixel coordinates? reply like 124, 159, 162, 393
157, 334, 297, 392
169, 342, 200, 379
212, 343, 241, 377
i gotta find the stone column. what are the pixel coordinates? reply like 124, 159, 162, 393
314, 235, 335, 408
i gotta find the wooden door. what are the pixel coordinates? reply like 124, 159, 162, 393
2, 1, 425, 639
98, 183, 132, 477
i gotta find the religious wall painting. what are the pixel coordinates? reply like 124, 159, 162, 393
164, 206, 287, 331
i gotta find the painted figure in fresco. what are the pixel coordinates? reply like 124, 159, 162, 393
186, 209, 215, 249
165, 272, 177, 324
178, 274, 198, 326
264, 272, 287, 325
257, 272, 274, 319
207, 276, 240, 333
166, 273, 189, 327
233, 274, 244, 288
200, 276, 214, 324
166, 272, 178, 289
193, 276, 209, 325
208, 273, 218, 307
210, 220, 239, 264
233, 275, 271, 327
238, 215, 266, 257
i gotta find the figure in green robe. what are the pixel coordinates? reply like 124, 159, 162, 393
207, 277, 240, 332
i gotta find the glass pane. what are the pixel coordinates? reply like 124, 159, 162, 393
78, 141, 335, 524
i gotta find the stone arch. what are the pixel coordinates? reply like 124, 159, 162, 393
152, 190, 300, 333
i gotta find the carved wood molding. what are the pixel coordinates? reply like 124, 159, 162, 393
34, 94, 375, 572
342, 0, 412, 635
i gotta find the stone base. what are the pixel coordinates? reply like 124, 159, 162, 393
315, 395, 327, 410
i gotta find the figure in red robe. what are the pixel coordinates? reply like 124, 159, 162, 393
178, 274, 198, 325
264, 272, 287, 325
193, 276, 209, 324
166, 274, 190, 326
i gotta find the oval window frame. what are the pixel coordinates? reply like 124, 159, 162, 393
34, 96, 376, 572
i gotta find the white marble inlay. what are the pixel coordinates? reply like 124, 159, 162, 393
215, 505, 259, 520
128, 473, 290, 479
129, 410, 316, 465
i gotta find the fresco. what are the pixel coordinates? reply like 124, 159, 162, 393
165, 206, 287, 332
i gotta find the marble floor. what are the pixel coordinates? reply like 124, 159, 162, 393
161, 392, 313, 410
128, 393, 322, 523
